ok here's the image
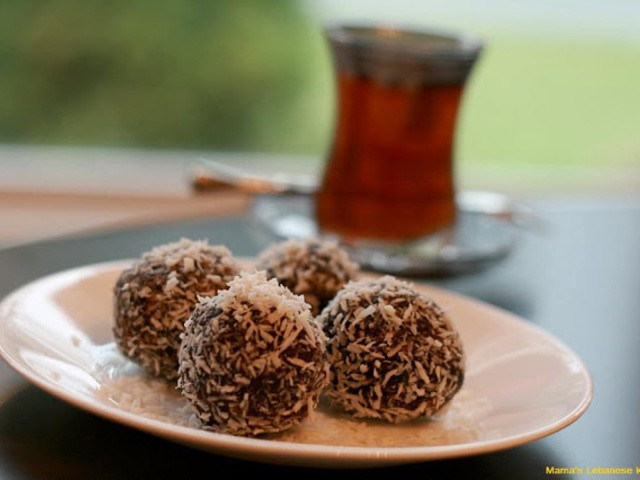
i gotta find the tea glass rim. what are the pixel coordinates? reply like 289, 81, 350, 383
324, 24, 483, 61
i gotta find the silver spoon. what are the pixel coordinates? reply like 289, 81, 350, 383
191, 158, 545, 231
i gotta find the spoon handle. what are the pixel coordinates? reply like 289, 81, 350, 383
191, 159, 318, 195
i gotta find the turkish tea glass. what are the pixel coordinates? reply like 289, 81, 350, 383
316, 25, 482, 242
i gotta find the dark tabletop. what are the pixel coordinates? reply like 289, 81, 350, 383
0, 200, 639, 479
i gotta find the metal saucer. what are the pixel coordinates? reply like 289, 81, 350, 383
250, 191, 540, 277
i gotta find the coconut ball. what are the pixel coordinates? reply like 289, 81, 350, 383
255, 238, 359, 316
113, 238, 240, 381
318, 276, 465, 423
178, 271, 330, 437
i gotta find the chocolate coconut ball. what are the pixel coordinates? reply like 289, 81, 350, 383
178, 271, 330, 437
318, 276, 465, 423
255, 238, 359, 315
113, 238, 240, 381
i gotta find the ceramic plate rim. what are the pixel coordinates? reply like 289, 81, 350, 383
0, 260, 593, 467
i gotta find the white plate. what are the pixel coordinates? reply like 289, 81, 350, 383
0, 261, 592, 468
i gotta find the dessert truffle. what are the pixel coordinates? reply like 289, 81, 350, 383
318, 276, 465, 423
178, 271, 330, 437
255, 238, 359, 315
113, 238, 240, 381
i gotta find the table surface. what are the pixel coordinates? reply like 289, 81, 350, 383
0, 199, 638, 479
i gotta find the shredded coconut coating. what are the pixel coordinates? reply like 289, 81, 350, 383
178, 271, 330, 437
255, 238, 359, 316
318, 276, 465, 423
113, 238, 240, 381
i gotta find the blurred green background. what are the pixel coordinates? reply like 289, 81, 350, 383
0, 0, 639, 179
0, 1, 328, 152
